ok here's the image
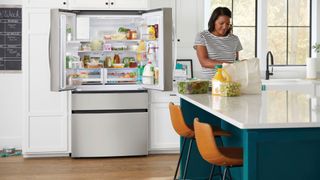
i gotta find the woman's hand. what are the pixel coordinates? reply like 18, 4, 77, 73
195, 45, 233, 68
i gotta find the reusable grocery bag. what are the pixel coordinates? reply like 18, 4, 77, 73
222, 58, 261, 94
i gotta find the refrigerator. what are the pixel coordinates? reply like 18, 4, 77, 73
49, 8, 172, 157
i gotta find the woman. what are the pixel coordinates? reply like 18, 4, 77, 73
194, 7, 243, 79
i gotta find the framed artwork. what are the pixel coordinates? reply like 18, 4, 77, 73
176, 59, 193, 79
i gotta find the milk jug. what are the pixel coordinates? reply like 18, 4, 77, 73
142, 61, 154, 85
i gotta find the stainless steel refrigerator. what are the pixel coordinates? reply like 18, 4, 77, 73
49, 8, 172, 157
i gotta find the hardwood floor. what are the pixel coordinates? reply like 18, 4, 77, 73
0, 154, 179, 180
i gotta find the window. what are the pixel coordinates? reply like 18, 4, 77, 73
206, 0, 312, 66
208, 0, 257, 60
267, 0, 311, 65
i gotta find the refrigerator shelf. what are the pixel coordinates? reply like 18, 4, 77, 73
77, 50, 142, 53
106, 78, 137, 82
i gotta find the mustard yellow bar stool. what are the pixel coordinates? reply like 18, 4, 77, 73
169, 102, 231, 180
194, 118, 243, 180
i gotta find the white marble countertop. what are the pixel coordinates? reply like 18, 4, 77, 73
178, 90, 320, 129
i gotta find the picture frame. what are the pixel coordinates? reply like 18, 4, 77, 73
176, 59, 193, 79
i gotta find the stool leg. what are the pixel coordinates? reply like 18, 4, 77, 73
182, 139, 193, 179
227, 167, 232, 180
222, 167, 228, 180
209, 164, 215, 180
174, 138, 187, 180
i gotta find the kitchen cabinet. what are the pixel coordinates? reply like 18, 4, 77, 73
68, 0, 148, 10
175, 0, 203, 78
22, 7, 70, 157
25, 0, 68, 8
149, 90, 180, 153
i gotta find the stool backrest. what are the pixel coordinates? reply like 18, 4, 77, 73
168, 102, 194, 138
194, 118, 224, 164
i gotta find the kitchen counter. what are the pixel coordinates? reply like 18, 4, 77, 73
177, 90, 320, 180
178, 90, 320, 129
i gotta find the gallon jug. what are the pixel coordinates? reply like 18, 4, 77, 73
212, 64, 231, 95
142, 61, 154, 85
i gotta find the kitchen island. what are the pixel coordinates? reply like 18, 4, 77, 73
178, 90, 320, 180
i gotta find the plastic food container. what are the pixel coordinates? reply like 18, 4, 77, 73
220, 82, 241, 96
177, 80, 209, 94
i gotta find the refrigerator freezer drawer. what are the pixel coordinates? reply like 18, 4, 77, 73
72, 92, 148, 110
71, 112, 148, 157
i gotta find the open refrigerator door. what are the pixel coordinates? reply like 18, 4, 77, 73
50, 9, 78, 91
50, 9, 172, 92
140, 8, 173, 91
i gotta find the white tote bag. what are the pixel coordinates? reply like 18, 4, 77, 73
222, 58, 261, 94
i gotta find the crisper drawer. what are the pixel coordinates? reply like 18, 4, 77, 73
71, 112, 148, 157
72, 91, 148, 110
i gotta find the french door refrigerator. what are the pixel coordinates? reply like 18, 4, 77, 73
49, 8, 172, 157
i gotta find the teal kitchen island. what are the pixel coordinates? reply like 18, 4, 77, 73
178, 90, 320, 180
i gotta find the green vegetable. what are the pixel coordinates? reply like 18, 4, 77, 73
220, 82, 241, 96
178, 80, 209, 94
118, 27, 129, 33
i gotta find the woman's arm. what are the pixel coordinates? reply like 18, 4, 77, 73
195, 45, 232, 68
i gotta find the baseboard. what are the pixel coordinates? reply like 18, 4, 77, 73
23, 153, 70, 158
149, 148, 180, 154
0, 136, 22, 149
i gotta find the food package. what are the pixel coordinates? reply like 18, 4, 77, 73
220, 82, 241, 97
177, 80, 209, 94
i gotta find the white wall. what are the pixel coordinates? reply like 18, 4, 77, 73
0, 0, 23, 149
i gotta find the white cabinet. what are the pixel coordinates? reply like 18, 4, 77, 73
175, 0, 203, 77
149, 90, 180, 153
23, 7, 70, 157
25, 0, 68, 8
175, 0, 202, 50
69, 0, 148, 10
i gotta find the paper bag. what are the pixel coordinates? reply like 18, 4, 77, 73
222, 58, 261, 94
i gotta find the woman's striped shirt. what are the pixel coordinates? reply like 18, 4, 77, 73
194, 30, 243, 79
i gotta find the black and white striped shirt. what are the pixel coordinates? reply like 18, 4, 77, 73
194, 30, 243, 79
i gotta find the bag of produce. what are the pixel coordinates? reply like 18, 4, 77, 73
212, 65, 241, 97
222, 58, 261, 94
220, 82, 241, 97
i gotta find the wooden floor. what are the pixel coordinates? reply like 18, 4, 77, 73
0, 154, 179, 180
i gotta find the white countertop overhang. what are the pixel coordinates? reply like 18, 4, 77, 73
178, 91, 320, 129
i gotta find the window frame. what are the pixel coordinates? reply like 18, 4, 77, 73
204, 0, 319, 72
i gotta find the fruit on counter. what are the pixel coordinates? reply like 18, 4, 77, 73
220, 82, 241, 97
177, 80, 209, 94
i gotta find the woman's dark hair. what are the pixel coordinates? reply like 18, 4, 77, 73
208, 7, 232, 35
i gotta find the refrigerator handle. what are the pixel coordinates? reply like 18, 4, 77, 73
48, 29, 51, 69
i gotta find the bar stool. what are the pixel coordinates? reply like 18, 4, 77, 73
193, 118, 243, 180
168, 102, 231, 180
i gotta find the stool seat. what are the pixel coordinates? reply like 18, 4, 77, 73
211, 147, 243, 166
194, 118, 243, 180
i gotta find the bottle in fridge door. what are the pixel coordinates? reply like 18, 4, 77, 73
49, 8, 172, 92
